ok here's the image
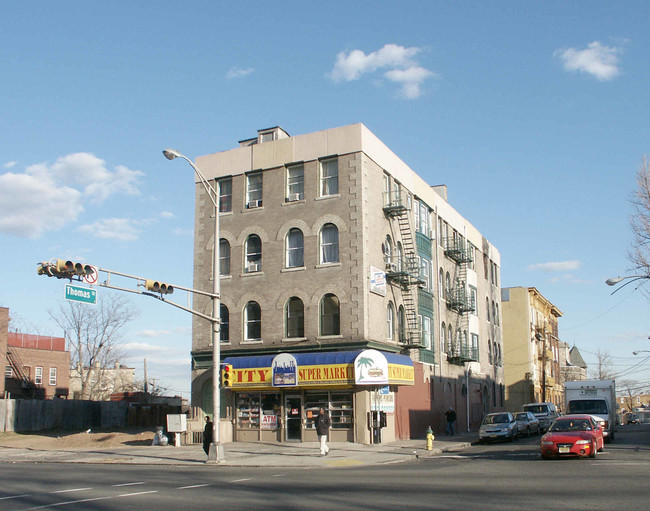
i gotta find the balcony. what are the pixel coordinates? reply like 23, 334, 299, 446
382, 190, 409, 217
385, 256, 422, 286
444, 237, 473, 264
447, 344, 478, 365
446, 288, 476, 314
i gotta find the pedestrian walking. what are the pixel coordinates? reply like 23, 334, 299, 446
203, 416, 213, 456
445, 407, 457, 436
316, 406, 331, 456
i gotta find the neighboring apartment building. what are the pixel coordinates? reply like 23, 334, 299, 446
69, 362, 136, 400
190, 123, 504, 444
501, 287, 563, 411
559, 342, 588, 387
5, 332, 70, 399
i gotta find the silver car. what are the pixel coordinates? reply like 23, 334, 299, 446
514, 411, 540, 436
478, 412, 518, 443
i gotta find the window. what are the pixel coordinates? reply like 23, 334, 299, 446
438, 269, 444, 298
471, 334, 479, 360
398, 306, 405, 342
495, 303, 500, 325
244, 301, 261, 341
486, 298, 490, 321
421, 316, 432, 350
488, 340, 493, 365
5, 365, 13, 378
246, 172, 263, 208
418, 201, 430, 236
420, 258, 431, 292
387, 302, 394, 340
448, 325, 453, 351
49, 367, 57, 386
320, 159, 338, 196
286, 164, 304, 201
220, 239, 230, 276
35, 366, 43, 385
469, 286, 478, 315
245, 234, 262, 273
220, 304, 229, 342
285, 297, 305, 338
286, 228, 304, 268
441, 322, 447, 353
383, 173, 391, 206
445, 272, 451, 299
320, 223, 339, 264
383, 235, 392, 267
320, 294, 340, 336
396, 242, 403, 271
218, 178, 232, 212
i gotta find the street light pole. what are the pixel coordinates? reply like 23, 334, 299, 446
633, 350, 650, 355
163, 148, 224, 463
605, 274, 650, 294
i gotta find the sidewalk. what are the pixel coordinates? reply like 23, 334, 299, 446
0, 433, 475, 468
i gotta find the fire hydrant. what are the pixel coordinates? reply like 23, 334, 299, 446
426, 426, 435, 451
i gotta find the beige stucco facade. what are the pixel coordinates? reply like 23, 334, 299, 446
190, 124, 504, 443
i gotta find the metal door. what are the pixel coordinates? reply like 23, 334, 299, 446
285, 395, 302, 441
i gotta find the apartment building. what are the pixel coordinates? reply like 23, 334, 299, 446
501, 287, 563, 411
190, 123, 504, 444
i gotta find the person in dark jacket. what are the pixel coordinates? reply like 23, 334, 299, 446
445, 407, 457, 436
203, 416, 213, 456
316, 407, 331, 456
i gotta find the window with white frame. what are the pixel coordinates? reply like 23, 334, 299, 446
286, 228, 304, 268
420, 258, 431, 292
49, 367, 57, 386
471, 334, 479, 359
245, 234, 262, 273
469, 286, 478, 315
246, 172, 263, 208
220, 239, 230, 276
244, 301, 261, 341
421, 316, 432, 350
383, 173, 391, 206
35, 366, 43, 385
286, 164, 304, 201
419, 202, 430, 236
441, 322, 446, 353
218, 178, 232, 212
396, 242, 403, 271
320, 159, 338, 196
320, 223, 339, 263
387, 302, 394, 340
5, 365, 12, 378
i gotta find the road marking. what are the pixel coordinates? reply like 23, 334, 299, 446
117, 491, 158, 498
0, 494, 30, 500
272, 474, 285, 477
50, 488, 92, 494
229, 478, 252, 483
177, 484, 210, 489
112, 482, 146, 487
26, 496, 113, 509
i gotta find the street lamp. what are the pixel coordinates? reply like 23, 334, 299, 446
163, 148, 224, 463
605, 274, 650, 294
633, 350, 650, 355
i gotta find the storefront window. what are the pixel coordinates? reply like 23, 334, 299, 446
236, 393, 260, 429
304, 391, 353, 430
261, 393, 281, 430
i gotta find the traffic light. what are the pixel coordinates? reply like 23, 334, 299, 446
37, 259, 93, 278
221, 364, 233, 387
145, 279, 174, 295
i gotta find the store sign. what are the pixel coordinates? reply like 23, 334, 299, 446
369, 266, 387, 296
272, 353, 298, 387
261, 414, 278, 430
354, 349, 389, 385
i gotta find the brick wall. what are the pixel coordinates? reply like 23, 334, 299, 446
0, 307, 8, 396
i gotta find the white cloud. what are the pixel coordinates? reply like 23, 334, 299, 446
0, 153, 144, 238
528, 260, 582, 272
160, 211, 175, 219
329, 44, 435, 99
123, 341, 170, 350
77, 218, 141, 242
226, 66, 254, 79
554, 41, 621, 81
134, 330, 172, 339
4, 161, 17, 169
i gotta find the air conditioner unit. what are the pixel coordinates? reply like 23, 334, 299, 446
386, 262, 398, 272
247, 199, 262, 209
287, 193, 302, 202
246, 261, 261, 273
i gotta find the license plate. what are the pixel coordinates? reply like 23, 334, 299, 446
559, 446, 570, 454
490, 434, 497, 438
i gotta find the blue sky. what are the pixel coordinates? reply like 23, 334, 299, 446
2, 1, 649, 398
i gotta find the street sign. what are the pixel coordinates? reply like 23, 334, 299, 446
82, 265, 99, 285
65, 284, 97, 305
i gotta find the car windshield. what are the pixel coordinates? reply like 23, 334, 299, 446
567, 400, 608, 415
515, 413, 528, 421
549, 419, 592, 432
524, 405, 547, 414
483, 414, 509, 424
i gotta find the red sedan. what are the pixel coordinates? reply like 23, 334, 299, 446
540, 414, 604, 459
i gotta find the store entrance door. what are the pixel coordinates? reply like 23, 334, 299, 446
285, 395, 302, 441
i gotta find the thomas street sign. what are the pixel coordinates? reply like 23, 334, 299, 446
65, 284, 97, 305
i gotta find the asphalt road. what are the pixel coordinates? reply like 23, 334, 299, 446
2, 425, 649, 511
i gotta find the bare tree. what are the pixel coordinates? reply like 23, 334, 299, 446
50, 294, 138, 400
629, 156, 650, 275
590, 348, 615, 380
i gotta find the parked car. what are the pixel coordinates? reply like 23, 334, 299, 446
626, 413, 640, 425
523, 402, 559, 432
540, 414, 604, 459
514, 411, 540, 436
478, 412, 518, 443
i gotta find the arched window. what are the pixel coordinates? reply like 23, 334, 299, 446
320, 223, 339, 264
383, 235, 393, 266
387, 302, 394, 340
285, 297, 304, 338
398, 306, 405, 342
245, 234, 262, 273
320, 293, 340, 336
448, 325, 453, 351
445, 272, 451, 299
244, 301, 261, 341
219, 239, 230, 276
286, 228, 304, 268
438, 268, 444, 298
441, 321, 446, 352
488, 339, 493, 364
486, 297, 490, 322
495, 303, 500, 325
492, 301, 496, 325
220, 304, 229, 342
396, 242, 403, 271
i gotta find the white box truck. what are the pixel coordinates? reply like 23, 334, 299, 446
564, 379, 616, 442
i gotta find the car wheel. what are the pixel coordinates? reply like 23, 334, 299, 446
589, 441, 597, 458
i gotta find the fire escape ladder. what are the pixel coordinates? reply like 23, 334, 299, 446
7, 346, 35, 388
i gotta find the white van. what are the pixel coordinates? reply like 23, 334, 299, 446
522, 402, 558, 432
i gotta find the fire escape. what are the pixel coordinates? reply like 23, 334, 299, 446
6, 345, 39, 397
383, 191, 423, 349
444, 236, 477, 364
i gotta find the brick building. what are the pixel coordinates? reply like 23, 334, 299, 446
5, 332, 70, 399
0, 307, 7, 397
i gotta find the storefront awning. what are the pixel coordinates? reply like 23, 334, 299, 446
224, 349, 414, 390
